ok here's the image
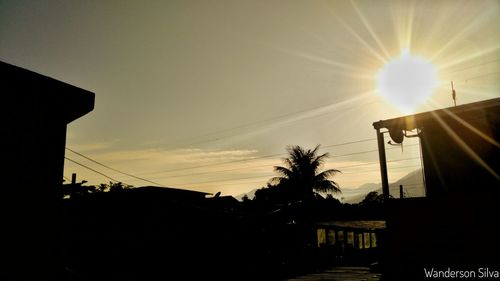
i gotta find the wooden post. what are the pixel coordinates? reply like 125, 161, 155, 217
400, 184, 404, 198
376, 129, 390, 197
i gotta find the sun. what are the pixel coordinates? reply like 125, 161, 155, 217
376, 49, 438, 113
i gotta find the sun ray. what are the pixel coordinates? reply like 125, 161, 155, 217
417, 3, 460, 56
429, 7, 499, 62
297, 26, 337, 52
453, 87, 500, 101
437, 44, 500, 71
444, 57, 500, 74
334, 16, 388, 64
307, 64, 377, 80
403, 0, 416, 52
210, 90, 378, 145
268, 44, 374, 74
427, 99, 500, 148
350, 0, 392, 60
428, 107, 500, 181
390, 0, 416, 52
294, 26, 381, 80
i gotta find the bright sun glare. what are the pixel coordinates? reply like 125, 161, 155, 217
377, 49, 438, 113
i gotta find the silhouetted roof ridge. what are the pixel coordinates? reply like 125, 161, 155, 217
373, 97, 500, 131
317, 220, 386, 230
132, 185, 211, 195
1, 60, 91, 92
1, 60, 95, 124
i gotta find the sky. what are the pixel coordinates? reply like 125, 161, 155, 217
1, 0, 499, 198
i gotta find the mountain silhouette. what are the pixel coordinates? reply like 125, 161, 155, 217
236, 169, 425, 203
343, 169, 425, 203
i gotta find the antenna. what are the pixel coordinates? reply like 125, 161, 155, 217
451, 80, 457, 107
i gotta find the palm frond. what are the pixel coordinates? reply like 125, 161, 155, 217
283, 158, 294, 169
269, 176, 288, 185
274, 166, 293, 177
313, 180, 341, 193
315, 169, 341, 180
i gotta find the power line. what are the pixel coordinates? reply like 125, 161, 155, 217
65, 130, 420, 188
66, 137, 419, 188
178, 173, 276, 187
184, 157, 420, 185
167, 98, 380, 148
447, 57, 500, 74
150, 142, 419, 180
209, 164, 423, 187
155, 137, 377, 175
66, 147, 165, 186
341, 164, 421, 175
175, 156, 421, 187
336, 156, 420, 170
65, 157, 125, 184
465, 71, 500, 82
398, 183, 424, 187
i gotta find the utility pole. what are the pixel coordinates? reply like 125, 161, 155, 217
376, 128, 390, 197
71, 173, 77, 185
451, 80, 456, 107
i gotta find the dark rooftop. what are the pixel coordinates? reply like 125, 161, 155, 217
129, 186, 211, 196
2, 60, 95, 124
317, 220, 386, 230
373, 97, 500, 131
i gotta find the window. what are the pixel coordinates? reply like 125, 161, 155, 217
337, 230, 344, 245
327, 229, 336, 245
347, 231, 354, 246
317, 228, 326, 247
364, 232, 371, 248
371, 232, 377, 247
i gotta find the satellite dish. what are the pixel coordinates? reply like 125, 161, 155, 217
388, 127, 404, 144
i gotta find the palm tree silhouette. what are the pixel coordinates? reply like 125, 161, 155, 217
270, 145, 341, 202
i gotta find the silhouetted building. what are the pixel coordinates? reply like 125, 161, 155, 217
316, 220, 385, 265
129, 185, 210, 202
374, 98, 499, 197
1, 61, 94, 280
61, 185, 252, 280
373, 98, 500, 280
206, 195, 241, 214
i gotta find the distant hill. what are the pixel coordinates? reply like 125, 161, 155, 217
235, 188, 259, 201
343, 169, 425, 204
235, 169, 425, 203
341, 183, 380, 204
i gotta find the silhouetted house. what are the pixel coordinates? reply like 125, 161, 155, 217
374, 98, 499, 197
373, 98, 500, 280
128, 185, 210, 202
316, 220, 385, 264
206, 195, 241, 214
2, 61, 94, 279
61, 185, 251, 280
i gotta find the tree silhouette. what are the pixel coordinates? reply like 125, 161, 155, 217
96, 181, 132, 192
270, 145, 341, 202
359, 191, 391, 207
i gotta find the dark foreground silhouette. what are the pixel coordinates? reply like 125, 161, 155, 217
59, 187, 334, 281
